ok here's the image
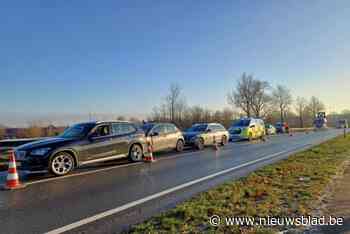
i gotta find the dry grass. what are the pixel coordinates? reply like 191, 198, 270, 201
129, 134, 350, 234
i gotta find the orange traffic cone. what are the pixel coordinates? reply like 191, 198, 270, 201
2, 151, 26, 190
144, 141, 155, 162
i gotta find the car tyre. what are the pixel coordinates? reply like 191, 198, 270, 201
176, 140, 184, 152
220, 136, 228, 146
248, 133, 253, 142
50, 152, 75, 176
195, 138, 204, 150
129, 144, 143, 162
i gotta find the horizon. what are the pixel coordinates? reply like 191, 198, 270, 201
1, 1, 350, 127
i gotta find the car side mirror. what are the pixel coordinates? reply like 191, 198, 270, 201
206, 129, 211, 133
250, 125, 255, 128
150, 132, 159, 137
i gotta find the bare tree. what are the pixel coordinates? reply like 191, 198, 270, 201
166, 83, 181, 122
212, 110, 223, 123
227, 73, 270, 118
228, 73, 253, 117
272, 85, 293, 123
175, 98, 187, 123
250, 80, 271, 118
129, 117, 140, 123
182, 107, 193, 129
203, 109, 212, 122
116, 116, 126, 121
150, 106, 161, 122
221, 108, 234, 128
295, 97, 308, 128
160, 103, 168, 121
190, 106, 205, 123
150, 83, 187, 125
308, 96, 325, 120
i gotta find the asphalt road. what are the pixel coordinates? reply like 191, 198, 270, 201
0, 129, 343, 234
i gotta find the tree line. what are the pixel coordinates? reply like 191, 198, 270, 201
0, 73, 348, 139
149, 73, 340, 130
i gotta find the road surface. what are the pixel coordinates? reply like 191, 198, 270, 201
0, 129, 343, 234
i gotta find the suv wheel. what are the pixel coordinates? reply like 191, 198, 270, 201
129, 144, 143, 162
176, 140, 184, 152
221, 136, 228, 146
248, 133, 253, 142
195, 138, 204, 150
50, 152, 75, 176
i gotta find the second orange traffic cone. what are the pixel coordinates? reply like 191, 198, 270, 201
144, 140, 155, 162
2, 150, 26, 190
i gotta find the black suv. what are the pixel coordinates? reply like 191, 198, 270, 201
15, 121, 149, 176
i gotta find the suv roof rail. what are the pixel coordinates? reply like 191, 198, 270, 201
96, 120, 131, 124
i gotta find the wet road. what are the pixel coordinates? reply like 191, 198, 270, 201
0, 129, 343, 234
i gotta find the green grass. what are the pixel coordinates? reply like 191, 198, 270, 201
129, 135, 350, 234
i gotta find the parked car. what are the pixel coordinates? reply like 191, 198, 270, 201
265, 124, 277, 135
15, 121, 150, 176
1, 138, 46, 168
0, 138, 45, 148
228, 118, 266, 141
183, 123, 229, 150
336, 119, 348, 129
141, 122, 185, 152
275, 122, 289, 134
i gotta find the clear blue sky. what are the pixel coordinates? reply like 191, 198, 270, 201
1, 1, 350, 126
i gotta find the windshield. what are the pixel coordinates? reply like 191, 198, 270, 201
186, 124, 208, 132
59, 123, 95, 138
232, 119, 251, 127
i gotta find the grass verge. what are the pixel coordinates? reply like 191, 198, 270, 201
129, 134, 350, 234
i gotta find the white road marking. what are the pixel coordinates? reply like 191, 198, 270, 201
45, 145, 308, 234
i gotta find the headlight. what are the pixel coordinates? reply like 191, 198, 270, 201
30, 148, 51, 156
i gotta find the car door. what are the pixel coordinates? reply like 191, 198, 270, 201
214, 125, 223, 142
111, 123, 134, 156
79, 124, 116, 162
216, 124, 227, 140
150, 125, 167, 152
165, 124, 179, 149
249, 119, 257, 138
260, 120, 266, 136
205, 125, 215, 144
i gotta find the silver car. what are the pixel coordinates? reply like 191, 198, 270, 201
142, 123, 185, 152
183, 123, 230, 150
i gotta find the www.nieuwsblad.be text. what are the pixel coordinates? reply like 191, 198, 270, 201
209, 215, 344, 227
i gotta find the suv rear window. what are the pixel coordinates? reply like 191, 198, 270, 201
166, 124, 178, 133
216, 124, 226, 131
152, 125, 167, 134
112, 123, 136, 135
